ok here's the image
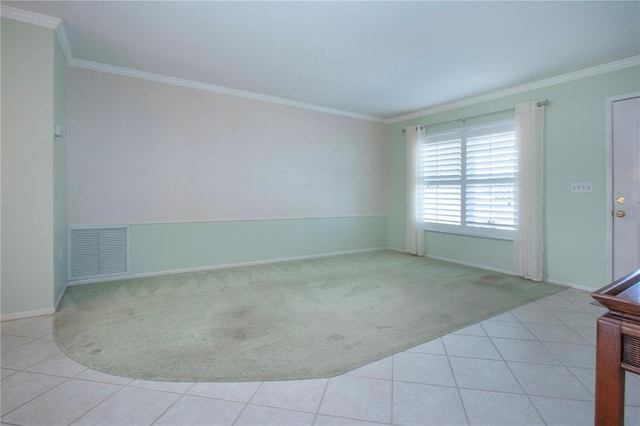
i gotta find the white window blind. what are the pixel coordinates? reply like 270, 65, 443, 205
422, 138, 462, 225
421, 120, 517, 239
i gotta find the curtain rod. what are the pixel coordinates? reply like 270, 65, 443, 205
401, 100, 549, 133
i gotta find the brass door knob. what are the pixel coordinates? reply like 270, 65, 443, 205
616, 210, 626, 218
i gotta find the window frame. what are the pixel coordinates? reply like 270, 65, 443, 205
420, 119, 517, 241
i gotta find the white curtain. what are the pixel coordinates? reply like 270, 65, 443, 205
514, 101, 545, 281
405, 126, 426, 255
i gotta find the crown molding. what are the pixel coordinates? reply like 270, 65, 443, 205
386, 55, 640, 124
69, 58, 385, 123
69, 54, 640, 125
1, 4, 73, 63
55, 21, 73, 63
1, 3, 383, 122
0, 5, 60, 29
2, 5, 637, 125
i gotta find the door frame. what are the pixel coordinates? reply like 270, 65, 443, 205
605, 91, 640, 282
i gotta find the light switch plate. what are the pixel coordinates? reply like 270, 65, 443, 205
570, 182, 592, 192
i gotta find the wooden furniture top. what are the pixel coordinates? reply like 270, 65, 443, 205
592, 268, 640, 321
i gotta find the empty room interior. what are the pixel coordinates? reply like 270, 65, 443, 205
2, 1, 640, 425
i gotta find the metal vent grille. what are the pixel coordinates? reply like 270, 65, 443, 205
623, 334, 640, 369
69, 226, 129, 280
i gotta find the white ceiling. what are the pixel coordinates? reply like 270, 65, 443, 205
4, 1, 640, 121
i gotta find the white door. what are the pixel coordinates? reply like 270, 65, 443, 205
612, 95, 640, 280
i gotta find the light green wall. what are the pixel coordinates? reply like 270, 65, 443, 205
130, 216, 387, 275
1, 18, 56, 315
425, 233, 513, 273
388, 66, 640, 289
53, 34, 68, 306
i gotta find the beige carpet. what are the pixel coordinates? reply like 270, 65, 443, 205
54, 250, 564, 382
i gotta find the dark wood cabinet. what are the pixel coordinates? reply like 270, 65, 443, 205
592, 269, 640, 425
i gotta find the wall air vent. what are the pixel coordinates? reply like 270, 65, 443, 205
69, 226, 129, 281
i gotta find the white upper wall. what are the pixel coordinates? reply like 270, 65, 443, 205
68, 68, 388, 225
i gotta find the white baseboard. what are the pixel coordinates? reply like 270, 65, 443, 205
54, 284, 68, 310
68, 247, 389, 286
385, 247, 407, 254
426, 254, 598, 292
544, 278, 597, 292
1, 286, 68, 322
1, 307, 55, 322
424, 254, 515, 276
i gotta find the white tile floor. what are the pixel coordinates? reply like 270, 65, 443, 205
2, 288, 639, 425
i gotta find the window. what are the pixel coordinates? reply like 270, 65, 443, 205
420, 120, 517, 239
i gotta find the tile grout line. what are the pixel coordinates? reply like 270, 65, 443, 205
311, 377, 331, 425
0, 336, 37, 354
1, 322, 203, 425
0, 375, 73, 420
537, 337, 597, 398
390, 352, 394, 426
245, 400, 326, 415
70, 371, 133, 387
1, 344, 63, 372
149, 393, 184, 425
145, 381, 197, 425
503, 294, 600, 409
0, 316, 47, 331
230, 380, 265, 425
441, 334, 471, 426
486, 306, 549, 424
70, 384, 129, 425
